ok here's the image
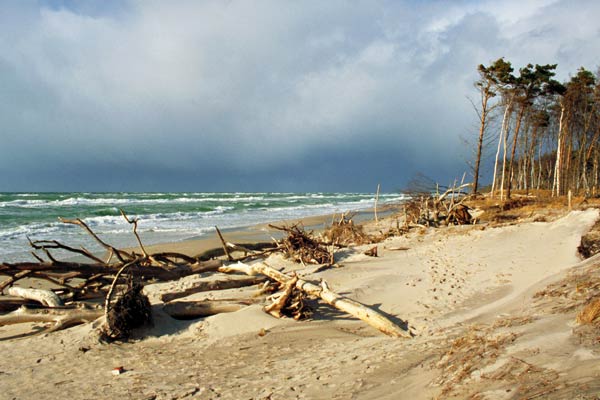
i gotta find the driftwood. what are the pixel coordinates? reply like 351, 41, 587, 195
215, 226, 234, 261
102, 261, 153, 341
0, 211, 225, 336
220, 262, 412, 338
264, 275, 299, 318
321, 214, 374, 247
160, 275, 269, 302
196, 241, 278, 262
0, 298, 36, 312
364, 246, 378, 257
163, 299, 256, 319
403, 180, 474, 227
1, 209, 410, 340
6, 287, 64, 307
0, 259, 222, 301
269, 224, 333, 265
263, 274, 311, 320
0, 305, 103, 332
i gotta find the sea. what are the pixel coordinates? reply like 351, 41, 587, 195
0, 192, 406, 263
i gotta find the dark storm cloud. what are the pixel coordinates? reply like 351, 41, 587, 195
1, 0, 599, 191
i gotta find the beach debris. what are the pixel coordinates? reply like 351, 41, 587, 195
0, 208, 404, 340
0, 304, 102, 333
264, 274, 312, 320
6, 287, 63, 307
111, 366, 126, 376
0, 210, 226, 298
0, 210, 226, 335
578, 219, 600, 258
321, 213, 374, 246
195, 240, 277, 262
220, 262, 412, 338
446, 203, 472, 225
163, 299, 256, 320
160, 275, 269, 303
363, 246, 378, 257
403, 178, 474, 227
269, 224, 333, 265
215, 226, 234, 262
103, 281, 152, 340
102, 263, 152, 341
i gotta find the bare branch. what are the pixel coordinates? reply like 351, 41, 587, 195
119, 209, 149, 258
59, 217, 132, 262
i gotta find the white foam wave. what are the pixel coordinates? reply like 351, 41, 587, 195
0, 196, 272, 208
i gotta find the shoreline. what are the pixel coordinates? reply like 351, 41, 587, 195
131, 203, 402, 257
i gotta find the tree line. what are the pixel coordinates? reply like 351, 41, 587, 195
471, 58, 600, 199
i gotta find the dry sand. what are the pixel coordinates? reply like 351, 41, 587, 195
1, 208, 599, 399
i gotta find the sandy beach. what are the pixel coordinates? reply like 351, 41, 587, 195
1, 203, 600, 399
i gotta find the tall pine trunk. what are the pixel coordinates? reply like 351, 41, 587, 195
507, 105, 527, 199
552, 105, 566, 196
492, 101, 512, 199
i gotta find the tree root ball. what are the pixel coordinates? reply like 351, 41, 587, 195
105, 283, 152, 340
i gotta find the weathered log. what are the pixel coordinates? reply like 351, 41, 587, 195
0, 270, 32, 292
195, 242, 277, 261
160, 275, 269, 302
6, 287, 64, 307
0, 306, 103, 332
219, 262, 412, 338
264, 275, 298, 318
148, 252, 197, 264
0, 298, 36, 312
163, 299, 255, 319
0, 259, 223, 282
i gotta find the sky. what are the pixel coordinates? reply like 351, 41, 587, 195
1, 0, 599, 193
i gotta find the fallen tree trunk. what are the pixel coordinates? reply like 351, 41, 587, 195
6, 287, 64, 307
160, 275, 269, 302
264, 275, 299, 318
219, 262, 412, 338
0, 298, 36, 312
163, 299, 255, 319
0, 306, 103, 332
1, 259, 223, 283
196, 242, 277, 261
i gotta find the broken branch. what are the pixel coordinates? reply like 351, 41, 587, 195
6, 287, 64, 307
220, 262, 411, 338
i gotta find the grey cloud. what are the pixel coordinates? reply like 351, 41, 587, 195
1, 1, 599, 191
